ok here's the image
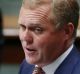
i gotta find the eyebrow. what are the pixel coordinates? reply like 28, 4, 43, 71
29, 23, 42, 27
19, 23, 43, 28
19, 24, 26, 28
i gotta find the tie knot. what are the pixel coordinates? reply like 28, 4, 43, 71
32, 65, 45, 74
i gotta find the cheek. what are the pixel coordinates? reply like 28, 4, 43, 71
34, 35, 58, 62
34, 34, 54, 51
35, 33, 65, 53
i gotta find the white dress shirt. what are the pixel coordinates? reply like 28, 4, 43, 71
42, 44, 73, 74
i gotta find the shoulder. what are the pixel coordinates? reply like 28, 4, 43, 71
19, 59, 35, 74
72, 46, 80, 74
55, 46, 80, 74
66, 46, 80, 74
72, 58, 80, 74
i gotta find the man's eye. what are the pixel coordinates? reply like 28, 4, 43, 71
20, 24, 26, 31
34, 27, 43, 34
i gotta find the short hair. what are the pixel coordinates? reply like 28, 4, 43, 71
22, 0, 52, 9
52, 0, 79, 38
22, 0, 79, 38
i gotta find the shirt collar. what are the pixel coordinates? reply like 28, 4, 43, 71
42, 44, 73, 74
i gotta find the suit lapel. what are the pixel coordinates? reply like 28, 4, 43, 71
55, 46, 80, 74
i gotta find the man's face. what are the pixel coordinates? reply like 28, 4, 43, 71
18, 5, 67, 67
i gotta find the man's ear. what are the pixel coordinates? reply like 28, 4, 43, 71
64, 23, 74, 39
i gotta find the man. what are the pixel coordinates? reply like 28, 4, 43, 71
18, 0, 80, 74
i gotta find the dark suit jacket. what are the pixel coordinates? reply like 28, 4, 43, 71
19, 46, 80, 74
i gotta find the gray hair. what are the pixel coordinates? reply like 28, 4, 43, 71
52, 0, 79, 37
22, 0, 52, 9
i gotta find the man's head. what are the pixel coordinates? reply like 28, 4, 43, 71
18, 0, 79, 67
22, 0, 79, 38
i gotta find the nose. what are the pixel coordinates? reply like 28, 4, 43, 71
23, 30, 33, 45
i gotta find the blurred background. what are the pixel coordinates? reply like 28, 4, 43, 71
0, 0, 24, 74
0, 0, 80, 74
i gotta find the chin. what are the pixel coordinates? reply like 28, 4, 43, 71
25, 57, 38, 65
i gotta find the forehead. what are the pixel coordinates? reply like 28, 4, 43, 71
18, 5, 51, 25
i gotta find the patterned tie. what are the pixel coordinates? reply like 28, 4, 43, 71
32, 65, 45, 74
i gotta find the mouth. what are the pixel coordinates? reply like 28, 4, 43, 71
24, 47, 38, 56
26, 48, 36, 52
